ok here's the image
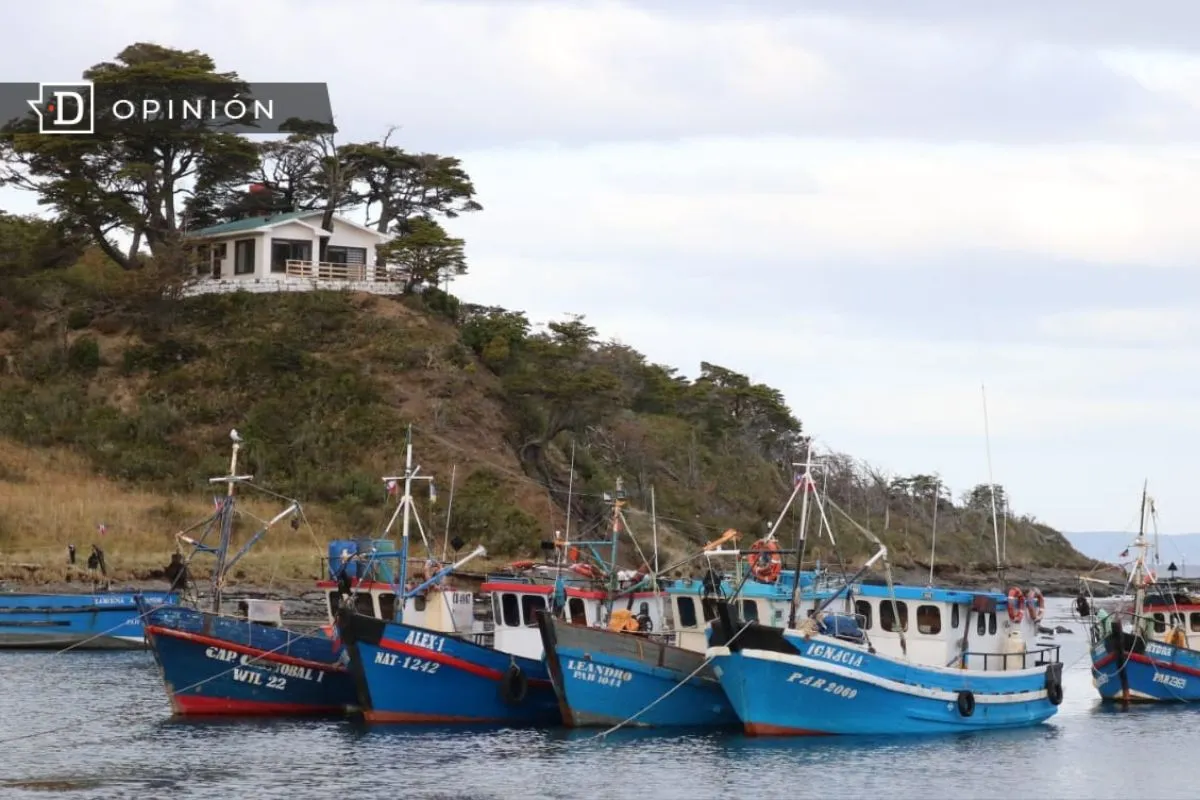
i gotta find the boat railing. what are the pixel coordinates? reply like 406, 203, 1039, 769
960, 644, 1062, 671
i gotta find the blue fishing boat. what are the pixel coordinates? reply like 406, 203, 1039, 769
143, 429, 481, 717
0, 588, 177, 650
538, 471, 831, 729
336, 430, 565, 726
1084, 484, 1200, 702
706, 481, 1064, 736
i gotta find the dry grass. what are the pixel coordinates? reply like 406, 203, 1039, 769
0, 438, 338, 586
0, 438, 542, 587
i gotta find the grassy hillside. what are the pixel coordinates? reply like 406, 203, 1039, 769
0, 242, 1098, 586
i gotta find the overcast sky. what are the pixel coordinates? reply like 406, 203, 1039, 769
3, 0, 1199, 537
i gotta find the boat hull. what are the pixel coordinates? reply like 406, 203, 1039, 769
0, 591, 177, 650
143, 605, 355, 716
709, 626, 1062, 736
337, 608, 561, 726
538, 612, 738, 728
1091, 633, 1200, 702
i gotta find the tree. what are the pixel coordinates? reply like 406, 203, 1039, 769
688, 361, 803, 463
340, 129, 482, 264
964, 483, 1008, 515
0, 44, 260, 271
377, 217, 467, 293
0, 212, 87, 279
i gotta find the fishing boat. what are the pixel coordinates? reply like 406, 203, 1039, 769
142, 429, 480, 716
337, 432, 604, 726
0, 584, 177, 650
705, 465, 1064, 736
538, 465, 833, 729
1083, 484, 1200, 702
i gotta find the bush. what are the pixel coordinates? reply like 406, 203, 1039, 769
66, 336, 101, 375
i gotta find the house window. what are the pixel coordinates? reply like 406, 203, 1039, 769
880, 600, 908, 632
326, 245, 367, 265
677, 597, 698, 628
1191, 612, 1200, 633
520, 594, 546, 626
951, 605, 960, 629
192, 244, 211, 276
741, 599, 759, 622
271, 239, 312, 273
234, 238, 255, 275
855, 600, 873, 630
500, 593, 520, 627
917, 605, 942, 635
568, 598, 586, 626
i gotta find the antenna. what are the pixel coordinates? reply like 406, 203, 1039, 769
928, 478, 940, 586
981, 384, 1003, 579
440, 464, 457, 562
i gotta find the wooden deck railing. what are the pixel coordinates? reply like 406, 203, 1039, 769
284, 260, 406, 282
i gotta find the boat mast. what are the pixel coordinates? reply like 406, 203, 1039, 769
981, 384, 1004, 584
210, 432, 243, 614
602, 478, 625, 621
927, 478, 940, 587
787, 441, 815, 628
1133, 480, 1149, 622
390, 426, 416, 624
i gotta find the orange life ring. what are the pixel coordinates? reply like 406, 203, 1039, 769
570, 563, 597, 578
747, 539, 782, 583
1006, 587, 1025, 622
1025, 588, 1045, 622
508, 560, 535, 571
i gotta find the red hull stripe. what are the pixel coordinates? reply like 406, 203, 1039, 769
1093, 650, 1200, 678
745, 722, 832, 736
376, 638, 551, 687
364, 709, 509, 724
145, 626, 345, 674
171, 693, 344, 716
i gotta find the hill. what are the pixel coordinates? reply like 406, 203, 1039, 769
0, 231, 1102, 590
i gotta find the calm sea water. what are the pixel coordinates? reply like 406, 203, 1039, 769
0, 598, 1195, 800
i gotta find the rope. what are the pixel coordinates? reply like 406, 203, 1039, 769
581, 618, 754, 741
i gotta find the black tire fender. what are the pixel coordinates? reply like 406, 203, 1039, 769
956, 689, 975, 717
499, 663, 528, 705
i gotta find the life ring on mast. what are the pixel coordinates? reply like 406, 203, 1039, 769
570, 563, 597, 579
508, 560, 535, 571
1006, 587, 1026, 623
1025, 588, 1046, 623
747, 539, 783, 583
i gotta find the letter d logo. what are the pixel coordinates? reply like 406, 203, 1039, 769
27, 81, 95, 135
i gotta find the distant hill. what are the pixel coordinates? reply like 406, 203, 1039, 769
1064, 532, 1200, 577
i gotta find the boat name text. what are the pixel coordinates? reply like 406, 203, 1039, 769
1152, 672, 1187, 691
203, 646, 324, 685
402, 630, 445, 652
805, 643, 865, 669
565, 659, 632, 688
1146, 642, 1174, 658
373, 651, 440, 674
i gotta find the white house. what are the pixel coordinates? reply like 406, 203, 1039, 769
183, 210, 400, 295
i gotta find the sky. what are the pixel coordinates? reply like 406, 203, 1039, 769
3, 0, 1200, 534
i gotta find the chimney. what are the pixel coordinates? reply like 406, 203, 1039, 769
246, 183, 272, 218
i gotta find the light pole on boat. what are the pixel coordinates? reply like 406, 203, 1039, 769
786, 439, 815, 629
382, 425, 434, 624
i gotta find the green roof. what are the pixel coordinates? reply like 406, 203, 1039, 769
186, 210, 315, 237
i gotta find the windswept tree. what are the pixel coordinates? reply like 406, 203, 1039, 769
377, 217, 468, 293
0, 43, 260, 270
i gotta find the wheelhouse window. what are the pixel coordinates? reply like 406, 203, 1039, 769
521, 594, 547, 626
326, 591, 339, 618
568, 597, 587, 626
951, 605, 960, 629
855, 599, 873, 630
880, 600, 908, 632
1153, 613, 1166, 633
1170, 612, 1184, 628
1191, 612, 1200, 633
916, 604, 942, 635
378, 593, 396, 620
977, 612, 986, 636
988, 612, 997, 635
701, 598, 720, 623
271, 238, 311, 273
500, 593, 520, 627
677, 597, 698, 628
353, 592, 374, 616
741, 599, 759, 622
233, 238, 255, 275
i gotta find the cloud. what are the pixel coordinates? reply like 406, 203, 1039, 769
1036, 309, 1200, 346
2, 0, 1197, 149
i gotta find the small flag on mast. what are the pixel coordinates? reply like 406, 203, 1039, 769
386, 479, 399, 496
1119, 548, 1130, 558
794, 473, 817, 493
